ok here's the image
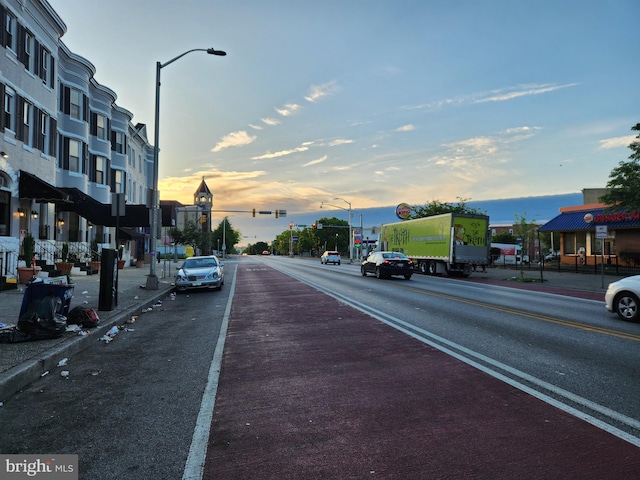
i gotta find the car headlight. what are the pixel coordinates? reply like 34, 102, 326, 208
176, 269, 186, 281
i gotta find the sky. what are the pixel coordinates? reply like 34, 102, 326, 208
49, 0, 639, 245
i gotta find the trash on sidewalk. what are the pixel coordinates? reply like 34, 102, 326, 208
57, 358, 68, 367
60, 370, 70, 378
67, 306, 100, 328
1, 295, 68, 343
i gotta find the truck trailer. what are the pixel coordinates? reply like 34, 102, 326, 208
377, 213, 490, 276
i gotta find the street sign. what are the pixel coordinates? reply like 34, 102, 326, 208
595, 225, 608, 239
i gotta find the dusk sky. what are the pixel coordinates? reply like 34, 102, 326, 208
50, 0, 638, 243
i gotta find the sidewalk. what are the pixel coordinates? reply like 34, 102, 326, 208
0, 264, 175, 401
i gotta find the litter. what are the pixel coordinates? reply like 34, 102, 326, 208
57, 358, 68, 367
99, 335, 113, 343
60, 370, 69, 378
41, 371, 49, 377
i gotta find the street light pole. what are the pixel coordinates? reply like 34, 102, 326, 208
334, 197, 352, 263
146, 48, 226, 289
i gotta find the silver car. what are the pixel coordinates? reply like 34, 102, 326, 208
175, 255, 224, 292
605, 275, 640, 322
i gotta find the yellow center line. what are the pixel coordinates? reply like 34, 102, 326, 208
404, 285, 640, 342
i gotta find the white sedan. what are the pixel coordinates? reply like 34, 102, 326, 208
175, 255, 224, 292
605, 275, 640, 322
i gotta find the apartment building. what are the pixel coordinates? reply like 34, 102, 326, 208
0, 0, 153, 279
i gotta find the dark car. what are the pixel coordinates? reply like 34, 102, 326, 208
361, 251, 413, 279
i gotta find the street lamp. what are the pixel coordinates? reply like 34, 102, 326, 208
320, 198, 353, 262
146, 47, 226, 289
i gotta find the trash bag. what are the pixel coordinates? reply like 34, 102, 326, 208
0, 328, 34, 343
17, 294, 67, 340
67, 306, 100, 328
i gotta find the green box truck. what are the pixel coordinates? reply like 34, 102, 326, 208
377, 213, 490, 276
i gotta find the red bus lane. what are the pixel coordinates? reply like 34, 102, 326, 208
204, 264, 640, 479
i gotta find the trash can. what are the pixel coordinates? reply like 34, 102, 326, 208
19, 281, 75, 320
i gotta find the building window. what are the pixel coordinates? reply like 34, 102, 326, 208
129, 147, 135, 167
38, 110, 47, 153
23, 30, 33, 71
69, 139, 81, 172
22, 100, 32, 146
3, 88, 15, 132
114, 170, 124, 193
4, 11, 16, 52
96, 114, 106, 140
114, 131, 124, 154
96, 156, 106, 184
70, 89, 82, 120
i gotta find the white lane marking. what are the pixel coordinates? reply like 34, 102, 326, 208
182, 267, 237, 480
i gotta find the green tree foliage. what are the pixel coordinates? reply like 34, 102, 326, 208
600, 123, 640, 210
211, 217, 241, 254
245, 241, 269, 255
408, 197, 486, 219
169, 221, 202, 253
271, 217, 348, 256
491, 232, 518, 244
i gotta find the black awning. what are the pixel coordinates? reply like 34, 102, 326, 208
19, 170, 72, 203
58, 188, 150, 227
119, 227, 146, 240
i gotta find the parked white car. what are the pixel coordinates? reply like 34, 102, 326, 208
175, 255, 224, 292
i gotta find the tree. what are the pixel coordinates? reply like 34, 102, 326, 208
600, 123, 640, 210
211, 217, 241, 254
408, 197, 486, 219
514, 212, 537, 277
169, 221, 202, 254
492, 232, 517, 244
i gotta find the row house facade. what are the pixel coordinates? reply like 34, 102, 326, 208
0, 0, 153, 279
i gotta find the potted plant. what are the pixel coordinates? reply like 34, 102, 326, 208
90, 238, 101, 271
117, 245, 126, 269
17, 233, 42, 283
55, 242, 74, 275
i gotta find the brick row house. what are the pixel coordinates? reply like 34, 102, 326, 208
0, 0, 153, 284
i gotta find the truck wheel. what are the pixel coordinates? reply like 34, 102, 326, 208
420, 262, 428, 274
428, 260, 437, 275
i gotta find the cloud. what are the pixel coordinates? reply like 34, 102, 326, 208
397, 124, 415, 132
251, 145, 309, 160
599, 135, 636, 149
304, 81, 339, 103
328, 138, 353, 147
248, 123, 263, 130
211, 131, 257, 152
276, 103, 301, 116
303, 155, 327, 167
405, 83, 578, 112
502, 126, 540, 135
261, 117, 281, 126
473, 83, 578, 104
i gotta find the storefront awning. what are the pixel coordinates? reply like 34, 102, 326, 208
58, 188, 150, 227
540, 208, 640, 231
118, 227, 147, 240
19, 170, 72, 203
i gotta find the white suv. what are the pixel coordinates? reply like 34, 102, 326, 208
320, 251, 341, 265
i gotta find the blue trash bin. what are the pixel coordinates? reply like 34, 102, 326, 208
19, 281, 76, 320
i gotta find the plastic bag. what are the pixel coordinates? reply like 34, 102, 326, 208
17, 295, 67, 340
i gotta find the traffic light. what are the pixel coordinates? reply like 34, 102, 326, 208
200, 214, 206, 224
252, 208, 256, 217
289, 223, 293, 229
275, 210, 279, 218
312, 222, 317, 229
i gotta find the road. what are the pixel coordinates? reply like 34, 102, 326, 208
1, 255, 639, 479
264, 255, 640, 441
